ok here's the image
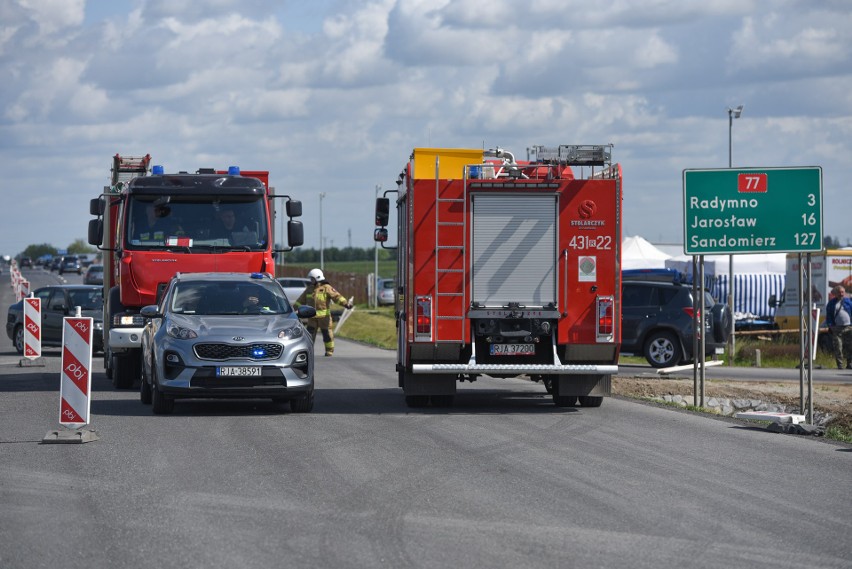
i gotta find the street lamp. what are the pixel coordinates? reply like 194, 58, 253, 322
319, 192, 326, 270
727, 105, 743, 364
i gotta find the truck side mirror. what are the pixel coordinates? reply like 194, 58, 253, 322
90, 197, 105, 216
374, 228, 388, 243
286, 200, 302, 218
375, 198, 389, 226
287, 220, 304, 247
88, 219, 103, 247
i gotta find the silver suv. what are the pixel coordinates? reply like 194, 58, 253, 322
621, 270, 731, 367
140, 272, 317, 414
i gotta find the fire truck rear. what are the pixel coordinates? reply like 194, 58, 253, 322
375, 145, 622, 408
88, 155, 304, 389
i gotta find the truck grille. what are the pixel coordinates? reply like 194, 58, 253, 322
194, 343, 283, 361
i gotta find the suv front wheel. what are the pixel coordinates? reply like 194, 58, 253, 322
644, 331, 682, 368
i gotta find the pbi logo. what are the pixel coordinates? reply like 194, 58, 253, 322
578, 200, 597, 219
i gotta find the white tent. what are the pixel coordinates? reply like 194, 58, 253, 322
664, 253, 786, 275
621, 236, 671, 270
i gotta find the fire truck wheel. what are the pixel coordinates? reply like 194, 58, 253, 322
553, 395, 577, 407
430, 395, 454, 407
13, 325, 24, 355
644, 331, 682, 368
578, 396, 603, 407
140, 362, 152, 405
152, 385, 174, 415
405, 395, 429, 408
113, 352, 139, 390
542, 378, 554, 394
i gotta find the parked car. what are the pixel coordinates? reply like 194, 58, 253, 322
140, 272, 317, 414
276, 277, 311, 303
58, 255, 82, 275
6, 285, 104, 354
83, 264, 104, 285
621, 269, 731, 368
377, 277, 395, 306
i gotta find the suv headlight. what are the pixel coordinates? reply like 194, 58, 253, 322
167, 324, 198, 339
279, 325, 303, 340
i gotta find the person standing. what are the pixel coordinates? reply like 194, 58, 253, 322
295, 268, 353, 356
825, 285, 852, 369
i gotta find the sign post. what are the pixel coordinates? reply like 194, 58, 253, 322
43, 312, 99, 444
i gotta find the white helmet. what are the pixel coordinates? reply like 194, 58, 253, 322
307, 268, 324, 282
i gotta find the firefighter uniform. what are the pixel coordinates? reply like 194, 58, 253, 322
296, 278, 351, 356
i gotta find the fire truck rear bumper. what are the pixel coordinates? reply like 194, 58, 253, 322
412, 363, 618, 375
109, 327, 145, 349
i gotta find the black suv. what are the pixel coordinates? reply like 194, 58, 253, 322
621, 269, 731, 367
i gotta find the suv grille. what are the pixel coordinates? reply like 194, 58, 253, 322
194, 343, 283, 361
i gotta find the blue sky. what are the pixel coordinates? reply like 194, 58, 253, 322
3, 0, 851, 258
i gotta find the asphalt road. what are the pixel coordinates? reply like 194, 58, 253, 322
1, 266, 851, 569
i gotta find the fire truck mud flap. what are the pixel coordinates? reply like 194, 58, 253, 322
400, 372, 457, 396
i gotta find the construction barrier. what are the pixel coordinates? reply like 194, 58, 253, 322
59, 315, 93, 428
23, 296, 41, 359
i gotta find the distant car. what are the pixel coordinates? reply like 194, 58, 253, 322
140, 272, 317, 415
83, 264, 104, 285
49, 257, 62, 271
276, 277, 311, 303
6, 285, 104, 354
19, 257, 33, 268
58, 256, 82, 275
377, 278, 395, 306
620, 269, 731, 368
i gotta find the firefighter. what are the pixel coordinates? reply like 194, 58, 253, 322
295, 268, 353, 356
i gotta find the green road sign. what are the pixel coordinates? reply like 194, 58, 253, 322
683, 167, 822, 255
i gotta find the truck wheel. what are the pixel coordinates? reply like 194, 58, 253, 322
152, 386, 174, 415
13, 325, 24, 355
430, 395, 454, 407
578, 396, 604, 407
644, 331, 682, 368
113, 352, 140, 390
405, 395, 429, 408
140, 361, 153, 405
542, 378, 554, 394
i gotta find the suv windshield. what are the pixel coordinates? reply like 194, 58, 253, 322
125, 195, 268, 250
170, 281, 291, 315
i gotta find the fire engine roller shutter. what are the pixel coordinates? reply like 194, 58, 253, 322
471, 193, 557, 307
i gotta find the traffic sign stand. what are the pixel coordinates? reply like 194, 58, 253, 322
43, 310, 100, 445
19, 295, 45, 368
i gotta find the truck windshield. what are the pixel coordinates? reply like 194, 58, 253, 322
125, 195, 268, 250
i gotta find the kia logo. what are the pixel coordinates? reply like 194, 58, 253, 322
232, 336, 245, 342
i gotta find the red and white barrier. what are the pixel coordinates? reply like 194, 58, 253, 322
23, 296, 41, 359
59, 316, 93, 428
18, 279, 30, 302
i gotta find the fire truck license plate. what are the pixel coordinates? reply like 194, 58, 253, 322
217, 366, 262, 377
490, 344, 535, 356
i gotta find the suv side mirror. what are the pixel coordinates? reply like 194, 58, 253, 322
767, 294, 778, 308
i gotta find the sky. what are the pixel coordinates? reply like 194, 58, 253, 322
2, 0, 852, 259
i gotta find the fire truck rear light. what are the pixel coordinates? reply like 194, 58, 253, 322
596, 296, 614, 342
415, 296, 432, 340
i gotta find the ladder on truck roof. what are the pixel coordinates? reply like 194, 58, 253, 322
111, 154, 151, 188
433, 156, 467, 343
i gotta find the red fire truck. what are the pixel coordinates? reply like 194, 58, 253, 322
375, 145, 622, 408
88, 155, 304, 389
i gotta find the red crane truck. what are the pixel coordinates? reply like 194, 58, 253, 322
375, 145, 622, 408
88, 154, 304, 389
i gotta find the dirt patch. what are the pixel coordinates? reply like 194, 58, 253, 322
613, 376, 852, 431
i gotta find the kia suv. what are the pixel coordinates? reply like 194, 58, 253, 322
621, 270, 731, 368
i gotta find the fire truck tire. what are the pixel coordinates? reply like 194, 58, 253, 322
578, 396, 604, 407
140, 361, 153, 405
542, 378, 554, 394
644, 331, 682, 368
430, 395, 454, 407
113, 352, 139, 390
405, 395, 430, 408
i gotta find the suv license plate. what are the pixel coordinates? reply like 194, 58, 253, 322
217, 366, 262, 377
490, 344, 535, 356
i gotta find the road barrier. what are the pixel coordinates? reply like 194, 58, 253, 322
59, 314, 93, 429
23, 296, 41, 359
